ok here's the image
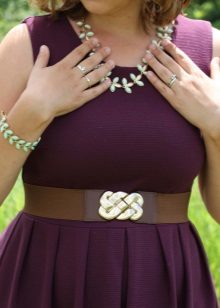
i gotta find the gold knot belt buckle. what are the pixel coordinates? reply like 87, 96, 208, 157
99, 191, 144, 221
23, 183, 191, 224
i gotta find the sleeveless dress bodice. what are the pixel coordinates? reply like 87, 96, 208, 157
21, 13, 212, 193
0, 13, 218, 308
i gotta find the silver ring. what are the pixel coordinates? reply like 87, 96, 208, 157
167, 74, 177, 88
77, 64, 87, 75
84, 76, 91, 88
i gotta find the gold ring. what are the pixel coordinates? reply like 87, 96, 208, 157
85, 76, 91, 88
167, 74, 177, 89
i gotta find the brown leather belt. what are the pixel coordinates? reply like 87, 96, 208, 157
22, 183, 191, 224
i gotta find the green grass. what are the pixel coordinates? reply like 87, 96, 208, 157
0, 175, 219, 301
188, 179, 220, 301
0, 173, 24, 231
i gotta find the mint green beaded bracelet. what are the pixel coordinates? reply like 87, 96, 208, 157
0, 110, 41, 152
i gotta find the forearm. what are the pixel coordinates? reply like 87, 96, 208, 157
0, 94, 52, 205
199, 133, 220, 224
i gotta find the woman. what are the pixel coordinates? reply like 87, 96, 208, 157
0, 0, 219, 307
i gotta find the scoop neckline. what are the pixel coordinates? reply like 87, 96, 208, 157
62, 13, 178, 71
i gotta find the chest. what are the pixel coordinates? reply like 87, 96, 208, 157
22, 72, 205, 192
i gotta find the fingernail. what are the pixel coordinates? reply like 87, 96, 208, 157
105, 78, 112, 86
91, 38, 100, 47
146, 71, 153, 78
107, 59, 115, 68
150, 43, 157, 50
162, 39, 170, 46
145, 50, 153, 59
40, 45, 46, 53
104, 47, 111, 54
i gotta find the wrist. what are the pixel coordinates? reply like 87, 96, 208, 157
18, 91, 54, 126
0, 110, 41, 152
6, 94, 52, 142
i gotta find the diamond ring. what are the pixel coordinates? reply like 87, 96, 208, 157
77, 64, 87, 75
167, 74, 177, 89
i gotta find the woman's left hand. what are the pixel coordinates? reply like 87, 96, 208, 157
144, 39, 220, 140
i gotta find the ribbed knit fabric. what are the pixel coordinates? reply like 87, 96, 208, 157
0, 13, 218, 308
20, 13, 210, 193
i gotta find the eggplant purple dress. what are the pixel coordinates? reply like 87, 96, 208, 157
0, 12, 219, 308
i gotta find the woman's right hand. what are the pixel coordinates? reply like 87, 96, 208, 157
22, 38, 114, 121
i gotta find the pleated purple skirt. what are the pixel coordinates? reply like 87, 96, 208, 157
0, 210, 218, 308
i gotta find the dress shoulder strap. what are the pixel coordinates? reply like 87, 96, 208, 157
21, 13, 78, 66
175, 14, 213, 76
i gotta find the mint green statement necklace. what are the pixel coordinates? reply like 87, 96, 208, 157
76, 18, 176, 94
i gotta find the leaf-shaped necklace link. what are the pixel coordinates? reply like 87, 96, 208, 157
76, 19, 176, 94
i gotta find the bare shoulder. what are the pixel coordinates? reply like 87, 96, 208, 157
212, 27, 220, 58
0, 23, 34, 113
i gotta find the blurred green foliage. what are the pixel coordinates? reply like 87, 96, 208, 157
0, 0, 40, 38
186, 0, 220, 28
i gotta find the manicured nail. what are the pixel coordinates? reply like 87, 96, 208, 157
40, 45, 46, 53
162, 39, 170, 46
104, 47, 111, 54
91, 38, 100, 47
105, 78, 112, 86
150, 43, 157, 50
146, 71, 153, 78
145, 50, 153, 59
107, 59, 115, 68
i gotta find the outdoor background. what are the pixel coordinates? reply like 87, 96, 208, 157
0, 0, 220, 302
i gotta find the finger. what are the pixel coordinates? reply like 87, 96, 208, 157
82, 78, 112, 101
80, 59, 115, 90
210, 57, 220, 80
74, 46, 111, 77
147, 42, 185, 79
34, 45, 50, 69
59, 38, 100, 69
161, 39, 200, 74
145, 70, 175, 100
145, 50, 178, 86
